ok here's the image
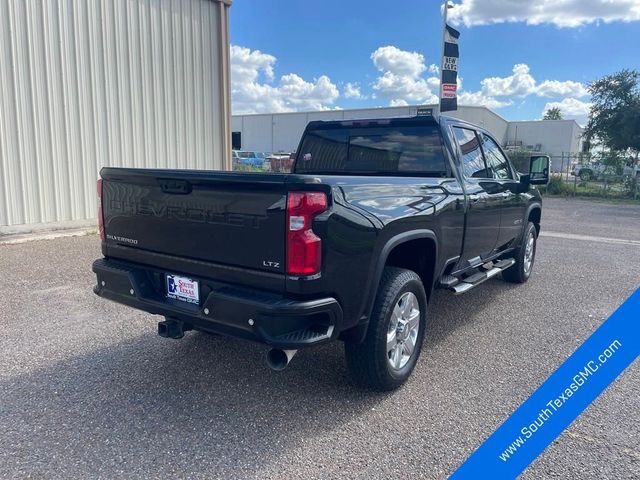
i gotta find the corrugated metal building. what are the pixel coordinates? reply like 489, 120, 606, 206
0, 0, 231, 232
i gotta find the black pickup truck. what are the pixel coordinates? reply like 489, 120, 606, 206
93, 115, 549, 390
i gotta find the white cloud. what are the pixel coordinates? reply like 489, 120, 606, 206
230, 45, 339, 114
390, 99, 409, 107
456, 64, 588, 109
543, 98, 592, 118
371, 46, 426, 77
481, 64, 537, 97
278, 74, 340, 109
344, 82, 363, 99
536, 80, 589, 98
230, 45, 275, 82
369, 48, 563, 110
458, 91, 513, 109
473, 63, 588, 100
371, 46, 439, 106
449, 0, 640, 28
427, 76, 441, 91
373, 73, 440, 105
232, 43, 592, 118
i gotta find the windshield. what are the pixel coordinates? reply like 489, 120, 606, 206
295, 125, 448, 176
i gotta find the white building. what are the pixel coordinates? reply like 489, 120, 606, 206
506, 120, 584, 171
232, 105, 584, 172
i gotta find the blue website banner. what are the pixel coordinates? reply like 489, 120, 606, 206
451, 288, 640, 479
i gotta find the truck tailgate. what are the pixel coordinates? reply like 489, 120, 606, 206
101, 168, 288, 275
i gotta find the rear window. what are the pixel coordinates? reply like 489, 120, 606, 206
295, 125, 448, 176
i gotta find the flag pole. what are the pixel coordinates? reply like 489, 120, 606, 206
439, 1, 451, 114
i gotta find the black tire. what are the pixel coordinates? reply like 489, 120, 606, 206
579, 170, 592, 181
345, 267, 427, 391
502, 222, 537, 284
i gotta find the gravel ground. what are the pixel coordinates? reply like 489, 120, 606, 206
0, 197, 638, 479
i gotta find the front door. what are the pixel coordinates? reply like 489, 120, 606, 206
451, 126, 502, 267
479, 132, 527, 249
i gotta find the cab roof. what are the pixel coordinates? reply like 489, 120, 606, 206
305, 114, 485, 133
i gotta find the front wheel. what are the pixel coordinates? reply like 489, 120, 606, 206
502, 222, 537, 284
345, 267, 427, 391
579, 170, 593, 181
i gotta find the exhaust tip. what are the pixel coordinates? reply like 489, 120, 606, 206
266, 348, 297, 371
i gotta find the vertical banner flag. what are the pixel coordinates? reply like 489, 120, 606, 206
440, 25, 460, 112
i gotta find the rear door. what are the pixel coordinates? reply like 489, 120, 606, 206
101, 169, 288, 274
451, 126, 502, 266
479, 132, 526, 249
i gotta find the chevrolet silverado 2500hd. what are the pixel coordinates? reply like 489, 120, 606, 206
93, 115, 549, 390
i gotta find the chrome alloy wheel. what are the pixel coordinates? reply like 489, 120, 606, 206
387, 292, 421, 370
523, 231, 535, 275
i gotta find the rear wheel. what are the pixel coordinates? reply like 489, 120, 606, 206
345, 267, 427, 391
502, 222, 537, 284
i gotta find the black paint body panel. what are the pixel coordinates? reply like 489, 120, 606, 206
94, 116, 542, 345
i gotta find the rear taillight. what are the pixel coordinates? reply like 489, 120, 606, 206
286, 192, 328, 275
97, 179, 105, 241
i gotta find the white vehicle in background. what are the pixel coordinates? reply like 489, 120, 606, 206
572, 161, 639, 181
620, 161, 639, 177
572, 163, 608, 181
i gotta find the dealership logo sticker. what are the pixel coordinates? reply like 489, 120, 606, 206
450, 288, 639, 479
166, 275, 200, 304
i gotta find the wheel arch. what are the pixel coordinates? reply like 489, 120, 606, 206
341, 230, 438, 343
526, 203, 542, 236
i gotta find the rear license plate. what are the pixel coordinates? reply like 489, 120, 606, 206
166, 274, 200, 305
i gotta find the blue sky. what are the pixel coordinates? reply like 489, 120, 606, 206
229, 0, 640, 123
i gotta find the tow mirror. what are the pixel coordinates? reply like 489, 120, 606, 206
529, 155, 550, 185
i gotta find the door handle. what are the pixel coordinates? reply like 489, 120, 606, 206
468, 194, 480, 203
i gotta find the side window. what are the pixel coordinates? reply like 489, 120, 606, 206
452, 127, 491, 179
481, 133, 512, 179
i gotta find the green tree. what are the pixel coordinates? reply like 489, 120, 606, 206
600, 150, 626, 175
543, 107, 563, 120
584, 69, 640, 154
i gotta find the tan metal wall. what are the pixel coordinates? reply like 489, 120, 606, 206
0, 0, 231, 229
